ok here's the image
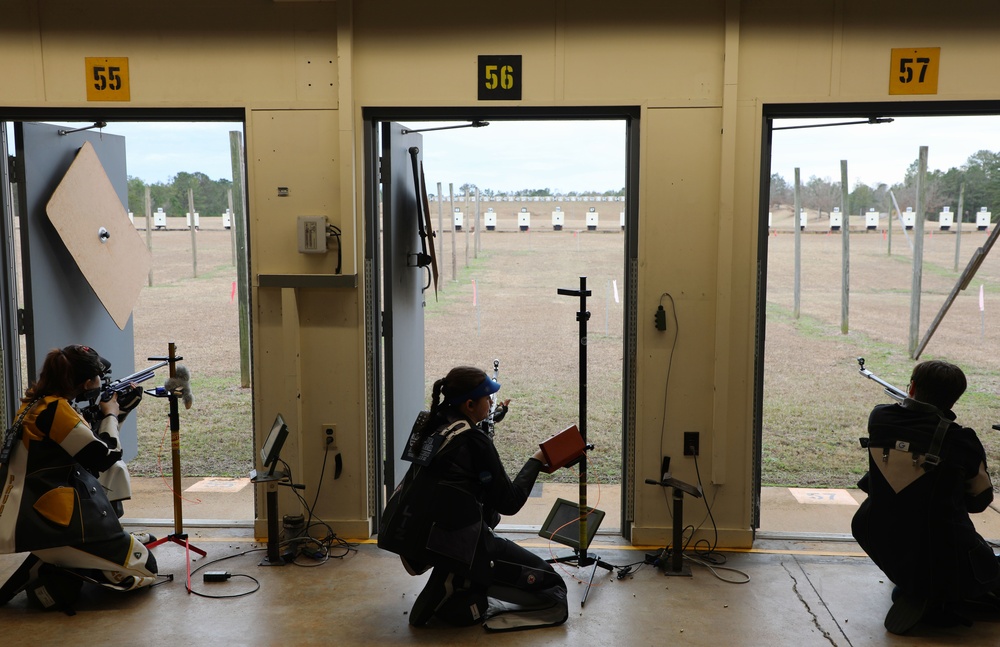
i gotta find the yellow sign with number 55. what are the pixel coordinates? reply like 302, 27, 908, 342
85, 57, 130, 102
888, 48, 939, 95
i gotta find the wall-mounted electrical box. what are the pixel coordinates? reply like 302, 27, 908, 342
297, 216, 328, 254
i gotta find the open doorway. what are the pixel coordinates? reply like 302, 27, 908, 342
365, 109, 638, 538
1, 114, 254, 524
756, 105, 1000, 535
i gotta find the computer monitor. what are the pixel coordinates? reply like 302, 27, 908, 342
538, 498, 605, 550
260, 413, 289, 477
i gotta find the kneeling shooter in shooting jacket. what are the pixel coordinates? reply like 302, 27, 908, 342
852, 359, 1000, 634
0, 345, 159, 613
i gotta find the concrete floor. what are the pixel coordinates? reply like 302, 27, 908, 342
2, 480, 999, 645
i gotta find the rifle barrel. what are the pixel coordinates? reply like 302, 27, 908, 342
106, 361, 170, 392
859, 367, 906, 402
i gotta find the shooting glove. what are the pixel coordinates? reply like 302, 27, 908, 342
117, 384, 144, 417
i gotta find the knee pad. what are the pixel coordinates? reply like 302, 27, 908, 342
492, 560, 564, 591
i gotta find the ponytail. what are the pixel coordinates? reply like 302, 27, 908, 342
418, 366, 489, 436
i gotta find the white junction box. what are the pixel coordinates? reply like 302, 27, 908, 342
298, 215, 328, 254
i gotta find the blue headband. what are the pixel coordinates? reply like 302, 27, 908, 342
446, 378, 501, 405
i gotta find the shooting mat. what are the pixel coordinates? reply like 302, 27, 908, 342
46, 141, 152, 330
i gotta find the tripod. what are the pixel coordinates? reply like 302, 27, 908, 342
548, 276, 613, 606
145, 342, 206, 558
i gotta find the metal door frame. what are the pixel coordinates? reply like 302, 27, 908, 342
363, 106, 640, 538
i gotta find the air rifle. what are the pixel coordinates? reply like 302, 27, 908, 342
856, 357, 906, 402
100, 360, 169, 401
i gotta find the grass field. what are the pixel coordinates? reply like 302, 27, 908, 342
764, 209, 1000, 487
116, 205, 1000, 494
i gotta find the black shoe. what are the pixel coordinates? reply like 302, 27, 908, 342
409, 569, 453, 627
0, 554, 40, 605
24, 564, 82, 615
884, 591, 928, 635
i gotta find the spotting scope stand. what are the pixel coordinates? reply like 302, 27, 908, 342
249, 470, 291, 566
547, 276, 613, 608
144, 342, 206, 558
644, 475, 703, 576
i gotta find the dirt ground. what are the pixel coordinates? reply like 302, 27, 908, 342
422, 211, 626, 484
127, 217, 250, 475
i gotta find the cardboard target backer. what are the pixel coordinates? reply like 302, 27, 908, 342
46, 141, 151, 330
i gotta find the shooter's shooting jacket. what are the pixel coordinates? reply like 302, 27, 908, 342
0, 396, 123, 553
851, 399, 999, 599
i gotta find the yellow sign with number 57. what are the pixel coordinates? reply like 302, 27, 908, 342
888, 48, 939, 95
85, 57, 130, 102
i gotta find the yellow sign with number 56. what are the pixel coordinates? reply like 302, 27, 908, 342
85, 57, 130, 102
888, 48, 939, 95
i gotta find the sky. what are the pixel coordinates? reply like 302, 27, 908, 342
770, 115, 1000, 189
7, 114, 1000, 192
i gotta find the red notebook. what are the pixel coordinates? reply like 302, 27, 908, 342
539, 425, 586, 474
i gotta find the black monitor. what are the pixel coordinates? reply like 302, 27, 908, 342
260, 413, 289, 477
538, 498, 605, 550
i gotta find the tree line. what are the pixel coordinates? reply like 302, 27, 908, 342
127, 172, 233, 218
770, 149, 1000, 222
433, 183, 626, 200
125, 175, 622, 216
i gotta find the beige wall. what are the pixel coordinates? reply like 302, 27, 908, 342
3, 0, 999, 546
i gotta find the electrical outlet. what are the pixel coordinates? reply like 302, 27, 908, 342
683, 431, 700, 456
323, 424, 336, 450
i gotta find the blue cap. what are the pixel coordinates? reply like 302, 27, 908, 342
447, 378, 500, 405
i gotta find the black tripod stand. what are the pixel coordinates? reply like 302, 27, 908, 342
547, 276, 613, 606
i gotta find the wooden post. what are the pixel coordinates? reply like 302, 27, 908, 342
449, 183, 457, 281
144, 186, 153, 287
909, 146, 928, 358
793, 167, 801, 319
436, 182, 445, 293
474, 188, 481, 258
187, 188, 198, 278
228, 189, 236, 266
229, 130, 251, 388
840, 160, 850, 334
955, 182, 965, 272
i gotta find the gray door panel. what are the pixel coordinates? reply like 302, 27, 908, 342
381, 122, 425, 490
15, 122, 138, 460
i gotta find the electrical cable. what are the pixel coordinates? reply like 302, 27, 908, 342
656, 292, 679, 520
278, 457, 359, 562
184, 547, 264, 599
182, 450, 359, 597
689, 450, 719, 554
682, 553, 750, 584
326, 223, 342, 274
